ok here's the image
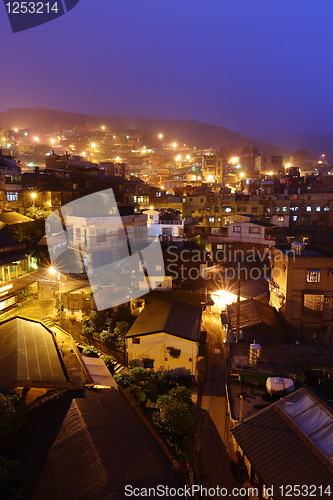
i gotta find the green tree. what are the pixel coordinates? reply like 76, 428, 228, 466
0, 392, 28, 437
24, 207, 52, 220
0, 457, 23, 500
153, 395, 193, 440
113, 321, 129, 347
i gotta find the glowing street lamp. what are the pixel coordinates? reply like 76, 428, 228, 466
31, 192, 37, 207
240, 172, 245, 178
158, 134, 163, 139
33, 136, 39, 143
172, 142, 177, 148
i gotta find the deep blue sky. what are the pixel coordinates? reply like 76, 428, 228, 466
1, 0, 333, 149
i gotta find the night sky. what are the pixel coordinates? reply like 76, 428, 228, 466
1, 0, 333, 149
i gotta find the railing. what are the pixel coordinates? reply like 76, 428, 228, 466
153, 220, 183, 225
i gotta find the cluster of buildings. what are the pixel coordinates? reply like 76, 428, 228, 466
1, 121, 333, 496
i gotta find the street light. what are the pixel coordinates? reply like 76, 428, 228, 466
31, 192, 36, 208
49, 267, 62, 328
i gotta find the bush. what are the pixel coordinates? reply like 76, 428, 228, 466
100, 355, 114, 373
100, 331, 112, 342
0, 392, 28, 436
82, 346, 99, 358
0, 456, 23, 500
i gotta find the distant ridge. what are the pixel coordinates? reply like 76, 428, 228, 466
0, 107, 290, 156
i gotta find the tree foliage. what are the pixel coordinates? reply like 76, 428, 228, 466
0, 392, 28, 437
0, 457, 23, 500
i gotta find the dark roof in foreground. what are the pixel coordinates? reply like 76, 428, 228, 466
0, 229, 24, 249
0, 317, 69, 390
9, 389, 183, 499
126, 299, 202, 341
231, 387, 333, 499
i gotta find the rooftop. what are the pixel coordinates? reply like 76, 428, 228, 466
231, 387, 333, 498
0, 317, 70, 391
227, 299, 289, 335
127, 299, 202, 341
8, 389, 184, 499
276, 244, 333, 259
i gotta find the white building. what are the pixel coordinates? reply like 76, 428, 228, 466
126, 299, 202, 378
144, 209, 184, 238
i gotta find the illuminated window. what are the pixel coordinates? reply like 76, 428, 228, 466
233, 226, 241, 233
304, 294, 324, 311
307, 270, 321, 282
306, 206, 311, 212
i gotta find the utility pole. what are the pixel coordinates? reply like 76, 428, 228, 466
235, 266, 244, 343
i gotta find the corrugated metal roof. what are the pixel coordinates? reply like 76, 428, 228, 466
0, 317, 69, 390
126, 299, 202, 341
227, 299, 288, 334
231, 388, 333, 497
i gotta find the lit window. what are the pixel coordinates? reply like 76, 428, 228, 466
278, 216, 284, 222
293, 216, 298, 221
225, 207, 232, 213
276, 207, 280, 212
233, 226, 241, 233
283, 206, 288, 212
307, 270, 321, 282
306, 206, 311, 212
209, 217, 215, 222
304, 294, 324, 310
316, 206, 321, 212
324, 207, 330, 211
249, 227, 261, 234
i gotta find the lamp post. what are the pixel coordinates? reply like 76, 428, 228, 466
31, 192, 36, 208
50, 267, 62, 328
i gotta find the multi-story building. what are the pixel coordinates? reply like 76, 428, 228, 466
269, 242, 333, 344
143, 209, 184, 239
202, 153, 224, 183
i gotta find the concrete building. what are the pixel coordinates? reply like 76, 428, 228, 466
126, 299, 202, 378
269, 242, 333, 343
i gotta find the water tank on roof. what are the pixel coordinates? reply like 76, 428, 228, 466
266, 377, 295, 395
249, 342, 261, 365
